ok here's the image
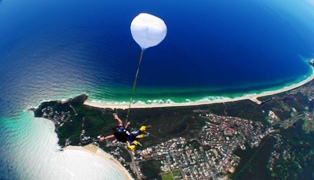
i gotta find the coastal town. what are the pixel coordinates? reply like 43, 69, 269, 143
34, 99, 276, 179
105, 113, 275, 179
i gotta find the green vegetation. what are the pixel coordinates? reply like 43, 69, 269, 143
172, 169, 181, 178
303, 118, 314, 133
187, 140, 201, 149
161, 169, 181, 180
269, 120, 314, 179
140, 160, 162, 180
161, 172, 173, 180
231, 137, 275, 180
74, 106, 114, 136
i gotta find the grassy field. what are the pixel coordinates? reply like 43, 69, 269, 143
172, 169, 181, 177
161, 172, 173, 180
161, 170, 181, 180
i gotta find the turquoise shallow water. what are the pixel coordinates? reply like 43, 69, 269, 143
0, 112, 127, 179
1, 0, 314, 179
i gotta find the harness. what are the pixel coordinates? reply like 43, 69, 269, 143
112, 126, 130, 142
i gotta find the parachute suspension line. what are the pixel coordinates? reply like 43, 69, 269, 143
126, 51, 144, 123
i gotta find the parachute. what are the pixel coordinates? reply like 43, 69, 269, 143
130, 13, 167, 50
126, 13, 167, 121
99, 14, 164, 151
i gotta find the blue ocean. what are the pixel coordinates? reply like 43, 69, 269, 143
1, 0, 314, 179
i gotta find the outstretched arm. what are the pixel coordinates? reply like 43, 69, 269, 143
125, 122, 130, 129
99, 134, 115, 141
113, 114, 123, 126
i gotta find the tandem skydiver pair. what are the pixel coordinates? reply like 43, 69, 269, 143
99, 113, 150, 151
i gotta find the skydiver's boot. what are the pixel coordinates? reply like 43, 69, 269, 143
136, 134, 144, 139
136, 132, 150, 138
132, 140, 142, 147
139, 126, 147, 132
139, 125, 152, 132
126, 141, 136, 151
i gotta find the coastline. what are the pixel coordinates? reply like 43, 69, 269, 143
63, 144, 133, 180
84, 67, 314, 109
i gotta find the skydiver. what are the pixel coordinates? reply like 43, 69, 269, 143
99, 113, 150, 151
99, 113, 130, 143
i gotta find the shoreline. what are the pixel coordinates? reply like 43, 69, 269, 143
84, 67, 314, 109
63, 144, 133, 180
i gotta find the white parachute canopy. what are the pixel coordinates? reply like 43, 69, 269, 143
130, 13, 167, 50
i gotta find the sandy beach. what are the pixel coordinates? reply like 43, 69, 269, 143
63, 144, 133, 180
84, 67, 314, 109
